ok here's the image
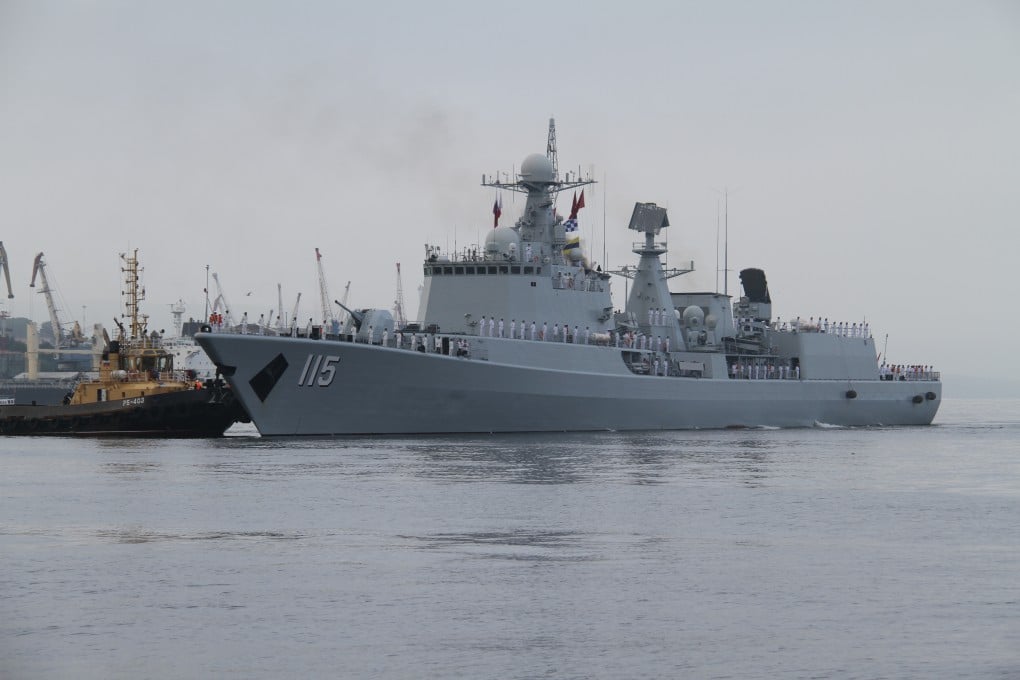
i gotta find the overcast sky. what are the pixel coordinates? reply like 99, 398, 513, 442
1, 1, 1017, 384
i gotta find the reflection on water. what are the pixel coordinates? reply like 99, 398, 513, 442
100, 461, 163, 475
397, 430, 781, 488
83, 427, 790, 490
405, 529, 598, 563
95, 528, 307, 544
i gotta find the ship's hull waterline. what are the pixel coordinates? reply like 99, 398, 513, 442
0, 386, 245, 437
197, 334, 940, 436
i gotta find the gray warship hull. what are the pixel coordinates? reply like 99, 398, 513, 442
195, 123, 942, 436
196, 333, 940, 436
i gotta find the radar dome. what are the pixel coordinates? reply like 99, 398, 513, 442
485, 227, 521, 260
519, 153, 555, 184
683, 305, 705, 328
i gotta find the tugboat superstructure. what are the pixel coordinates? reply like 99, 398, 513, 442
0, 251, 246, 436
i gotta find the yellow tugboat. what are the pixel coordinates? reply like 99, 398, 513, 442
0, 250, 247, 436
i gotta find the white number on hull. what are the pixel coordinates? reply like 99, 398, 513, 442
298, 354, 340, 387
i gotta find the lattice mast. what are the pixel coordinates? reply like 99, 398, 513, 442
481, 118, 593, 197
120, 249, 148, 340
546, 117, 559, 181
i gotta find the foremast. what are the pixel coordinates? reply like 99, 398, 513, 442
481, 162, 593, 254
417, 121, 612, 335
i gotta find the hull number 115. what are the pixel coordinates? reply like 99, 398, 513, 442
298, 354, 340, 387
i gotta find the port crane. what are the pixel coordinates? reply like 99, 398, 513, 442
276, 283, 285, 330
210, 273, 235, 328
336, 280, 351, 326
30, 252, 67, 350
290, 292, 302, 332
315, 248, 336, 327
0, 241, 13, 301
393, 263, 407, 328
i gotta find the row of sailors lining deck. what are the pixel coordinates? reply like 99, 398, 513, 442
345, 328, 829, 381
365, 321, 664, 350
881, 363, 940, 381
425, 262, 607, 292
262, 324, 939, 383
476, 317, 677, 350
768, 317, 872, 338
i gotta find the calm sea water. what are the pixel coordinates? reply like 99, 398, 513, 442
2, 399, 1018, 679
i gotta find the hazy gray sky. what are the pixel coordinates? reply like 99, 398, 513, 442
1, 1, 1017, 382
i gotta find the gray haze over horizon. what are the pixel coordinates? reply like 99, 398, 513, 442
2, 1, 1017, 386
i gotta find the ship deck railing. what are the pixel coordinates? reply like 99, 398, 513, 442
112, 370, 196, 384
551, 274, 606, 292
203, 325, 941, 383
882, 371, 941, 382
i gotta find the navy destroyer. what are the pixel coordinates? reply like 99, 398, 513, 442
195, 123, 940, 435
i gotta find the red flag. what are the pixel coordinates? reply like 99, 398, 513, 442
492, 195, 502, 228
570, 191, 578, 218
576, 189, 585, 212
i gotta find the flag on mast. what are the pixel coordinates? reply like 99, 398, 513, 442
493, 195, 502, 228
569, 190, 585, 220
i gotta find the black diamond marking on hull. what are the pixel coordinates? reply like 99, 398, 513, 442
249, 353, 289, 402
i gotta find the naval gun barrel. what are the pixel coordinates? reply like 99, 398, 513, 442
334, 300, 364, 329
